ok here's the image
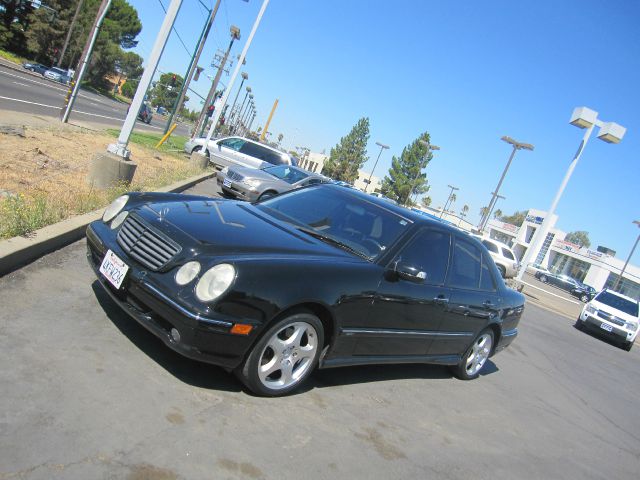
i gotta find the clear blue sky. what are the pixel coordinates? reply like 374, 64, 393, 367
128, 0, 640, 263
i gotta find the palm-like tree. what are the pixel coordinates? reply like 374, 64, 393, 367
421, 196, 432, 208
493, 208, 503, 220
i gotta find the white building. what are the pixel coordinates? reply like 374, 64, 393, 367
486, 209, 640, 298
297, 151, 326, 174
353, 170, 381, 192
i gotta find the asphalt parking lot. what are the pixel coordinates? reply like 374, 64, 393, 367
1, 186, 639, 479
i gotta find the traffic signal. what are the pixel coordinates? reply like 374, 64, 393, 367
206, 105, 214, 117
170, 74, 177, 86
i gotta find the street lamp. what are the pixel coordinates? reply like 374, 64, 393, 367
365, 141, 389, 192
478, 136, 534, 232
405, 140, 439, 206
227, 71, 248, 127
440, 184, 459, 218
234, 86, 251, 131
515, 107, 626, 283
613, 220, 640, 291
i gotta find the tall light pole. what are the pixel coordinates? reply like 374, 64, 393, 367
405, 140, 439, 206
227, 72, 248, 127
613, 220, 640, 291
234, 86, 251, 131
201, 0, 271, 151
515, 107, 626, 283
478, 136, 534, 232
440, 184, 459, 218
365, 141, 389, 192
194, 25, 241, 137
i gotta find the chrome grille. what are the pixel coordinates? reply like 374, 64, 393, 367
597, 310, 625, 326
117, 215, 181, 271
227, 171, 244, 182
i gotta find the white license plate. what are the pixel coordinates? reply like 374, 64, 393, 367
600, 322, 613, 332
99, 250, 129, 289
223, 178, 232, 188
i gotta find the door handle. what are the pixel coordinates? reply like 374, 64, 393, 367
434, 295, 449, 305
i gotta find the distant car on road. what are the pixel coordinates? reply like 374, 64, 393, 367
184, 136, 297, 171
525, 262, 550, 275
44, 67, 71, 85
570, 283, 597, 303
22, 62, 48, 75
535, 270, 581, 293
217, 164, 329, 202
137, 103, 153, 124
576, 289, 639, 351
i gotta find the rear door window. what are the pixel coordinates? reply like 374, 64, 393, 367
447, 238, 482, 290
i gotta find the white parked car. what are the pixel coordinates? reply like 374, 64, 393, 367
576, 289, 639, 351
184, 136, 296, 170
472, 235, 519, 278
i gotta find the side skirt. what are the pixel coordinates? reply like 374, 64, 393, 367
319, 353, 461, 369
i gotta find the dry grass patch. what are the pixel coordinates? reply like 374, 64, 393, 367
0, 125, 205, 239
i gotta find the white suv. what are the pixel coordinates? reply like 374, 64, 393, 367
576, 289, 639, 351
473, 236, 519, 278
184, 136, 296, 171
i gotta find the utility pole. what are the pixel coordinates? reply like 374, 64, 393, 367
440, 185, 459, 218
57, 0, 84, 68
260, 98, 278, 141
613, 221, 640, 291
61, 0, 111, 123
200, 0, 271, 151
193, 26, 241, 137
233, 87, 251, 133
164, 0, 221, 134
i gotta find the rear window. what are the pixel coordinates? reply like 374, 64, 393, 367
482, 240, 499, 254
263, 165, 309, 184
594, 292, 639, 317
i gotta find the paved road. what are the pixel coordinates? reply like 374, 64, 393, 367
1, 186, 638, 479
520, 272, 585, 319
0, 63, 192, 137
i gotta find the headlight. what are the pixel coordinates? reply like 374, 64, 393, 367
242, 178, 261, 188
586, 305, 597, 314
110, 210, 128, 229
103, 195, 129, 222
175, 261, 201, 286
626, 322, 638, 332
195, 264, 235, 302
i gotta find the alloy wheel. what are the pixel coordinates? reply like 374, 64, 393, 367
465, 332, 493, 377
257, 321, 318, 391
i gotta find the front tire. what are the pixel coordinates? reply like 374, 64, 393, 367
574, 315, 584, 331
192, 145, 209, 158
497, 265, 506, 279
257, 190, 277, 201
539, 275, 548, 283
580, 294, 589, 303
623, 341, 633, 352
236, 313, 324, 396
451, 329, 494, 380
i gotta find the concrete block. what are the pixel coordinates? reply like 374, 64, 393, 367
189, 151, 209, 170
87, 151, 137, 189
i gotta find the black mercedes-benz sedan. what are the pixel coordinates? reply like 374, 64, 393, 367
86, 184, 525, 396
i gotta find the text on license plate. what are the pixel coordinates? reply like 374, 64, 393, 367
600, 322, 613, 332
223, 178, 232, 188
99, 249, 129, 289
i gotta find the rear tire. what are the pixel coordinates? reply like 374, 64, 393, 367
192, 145, 210, 158
451, 329, 494, 380
497, 265, 506, 279
236, 313, 324, 396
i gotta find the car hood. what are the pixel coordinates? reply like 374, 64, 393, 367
229, 166, 283, 183
590, 300, 638, 324
131, 198, 356, 261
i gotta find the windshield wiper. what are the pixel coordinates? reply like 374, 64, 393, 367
295, 226, 371, 260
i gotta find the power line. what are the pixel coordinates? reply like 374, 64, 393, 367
157, 0, 192, 56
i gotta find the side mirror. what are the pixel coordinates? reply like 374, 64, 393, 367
393, 261, 426, 284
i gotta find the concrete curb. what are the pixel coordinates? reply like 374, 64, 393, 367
0, 170, 215, 276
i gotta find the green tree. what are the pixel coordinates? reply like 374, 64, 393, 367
148, 72, 184, 110
113, 49, 143, 92
322, 117, 370, 183
421, 196, 432, 208
0, 0, 35, 54
499, 210, 527, 226
277, 133, 284, 146
380, 131, 433, 204
120, 80, 135, 98
565, 231, 591, 248
493, 208, 502, 219
480, 206, 489, 219
462, 204, 469, 216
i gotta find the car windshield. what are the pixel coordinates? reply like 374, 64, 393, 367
594, 291, 639, 316
257, 186, 412, 260
263, 165, 309, 185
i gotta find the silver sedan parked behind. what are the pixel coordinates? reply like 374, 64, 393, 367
217, 164, 329, 202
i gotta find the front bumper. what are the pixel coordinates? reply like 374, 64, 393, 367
216, 176, 259, 202
580, 311, 637, 343
86, 222, 254, 370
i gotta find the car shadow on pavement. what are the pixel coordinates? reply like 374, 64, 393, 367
305, 360, 499, 391
573, 323, 627, 351
91, 282, 242, 393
